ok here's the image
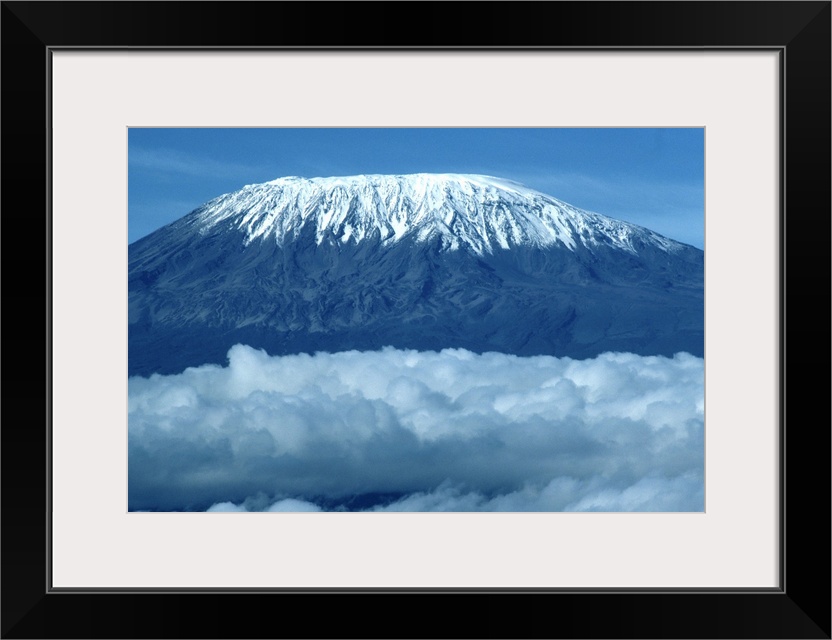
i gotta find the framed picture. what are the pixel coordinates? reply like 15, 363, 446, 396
3, 2, 829, 638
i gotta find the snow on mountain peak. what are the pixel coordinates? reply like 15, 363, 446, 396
193, 173, 685, 256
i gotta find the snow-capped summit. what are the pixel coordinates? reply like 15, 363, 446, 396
189, 173, 688, 257
129, 173, 703, 377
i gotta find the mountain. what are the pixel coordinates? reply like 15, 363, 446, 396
129, 174, 703, 377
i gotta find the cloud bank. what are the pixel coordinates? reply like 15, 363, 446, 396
128, 345, 703, 512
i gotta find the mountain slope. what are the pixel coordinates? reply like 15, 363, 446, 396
129, 174, 703, 377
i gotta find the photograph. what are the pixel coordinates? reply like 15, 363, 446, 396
128, 127, 705, 513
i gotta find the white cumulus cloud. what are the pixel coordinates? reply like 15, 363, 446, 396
128, 345, 703, 512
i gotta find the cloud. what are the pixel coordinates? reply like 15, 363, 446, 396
129, 345, 703, 512
129, 147, 262, 180
206, 498, 321, 512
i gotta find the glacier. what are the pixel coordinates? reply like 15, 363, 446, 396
192, 173, 688, 257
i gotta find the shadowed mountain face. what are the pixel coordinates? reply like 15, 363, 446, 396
129, 174, 703, 377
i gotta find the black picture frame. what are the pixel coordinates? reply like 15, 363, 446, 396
2, 2, 829, 638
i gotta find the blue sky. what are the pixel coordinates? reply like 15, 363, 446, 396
128, 128, 704, 248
